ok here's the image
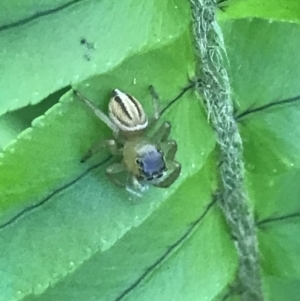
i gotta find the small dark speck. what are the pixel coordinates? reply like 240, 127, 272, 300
83, 54, 91, 61
80, 37, 96, 61
80, 37, 96, 50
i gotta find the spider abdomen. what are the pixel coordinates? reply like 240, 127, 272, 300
109, 89, 148, 132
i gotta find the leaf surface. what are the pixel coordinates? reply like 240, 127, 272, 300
222, 17, 300, 299
1, 3, 300, 301
0, 0, 189, 114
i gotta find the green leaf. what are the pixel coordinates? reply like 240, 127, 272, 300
221, 17, 300, 298
4, 163, 237, 301
0, 88, 68, 150
222, 18, 300, 174
0, 0, 189, 115
2, 4, 300, 301
0, 30, 211, 218
264, 276, 300, 301
218, 0, 300, 22
0, 29, 230, 300
0, 0, 73, 26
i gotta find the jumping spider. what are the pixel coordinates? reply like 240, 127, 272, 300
73, 86, 181, 195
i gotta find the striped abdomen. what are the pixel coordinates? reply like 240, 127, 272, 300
109, 89, 148, 131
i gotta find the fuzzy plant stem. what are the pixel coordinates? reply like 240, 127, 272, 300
189, 1, 263, 300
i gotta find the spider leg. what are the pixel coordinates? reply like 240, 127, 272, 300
154, 161, 181, 188
151, 121, 172, 143
164, 139, 177, 161
73, 88, 119, 133
154, 140, 181, 188
125, 174, 148, 197
81, 139, 122, 162
106, 163, 127, 187
148, 82, 194, 129
148, 86, 172, 142
149, 85, 160, 120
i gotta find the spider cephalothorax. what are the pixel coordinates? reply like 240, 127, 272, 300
73, 87, 181, 195
136, 151, 165, 180
134, 143, 166, 181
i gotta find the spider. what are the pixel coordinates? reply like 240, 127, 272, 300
73, 86, 181, 195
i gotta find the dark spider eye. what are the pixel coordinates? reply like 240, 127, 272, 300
137, 149, 167, 181
135, 158, 143, 166
156, 173, 163, 179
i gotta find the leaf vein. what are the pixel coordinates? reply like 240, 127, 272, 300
0, 0, 84, 32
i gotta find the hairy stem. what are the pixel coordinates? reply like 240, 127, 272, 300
189, 1, 263, 300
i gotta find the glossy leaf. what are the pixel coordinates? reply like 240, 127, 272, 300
1, 2, 300, 301
219, 0, 300, 21
222, 17, 300, 299
0, 27, 224, 300
0, 0, 189, 114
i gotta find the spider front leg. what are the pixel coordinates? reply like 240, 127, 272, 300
126, 174, 148, 197
148, 86, 174, 142
148, 85, 161, 126
154, 161, 181, 188
106, 162, 127, 187
81, 139, 122, 162
151, 121, 172, 143
164, 140, 178, 161
154, 140, 181, 188
107, 165, 148, 196
73, 88, 118, 133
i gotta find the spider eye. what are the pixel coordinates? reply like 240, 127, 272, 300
135, 158, 143, 166
136, 149, 166, 181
